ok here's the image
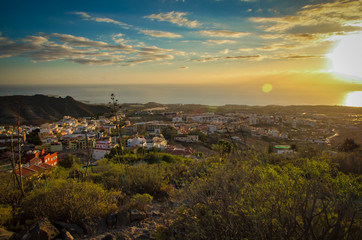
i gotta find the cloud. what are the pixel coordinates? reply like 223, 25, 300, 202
72, 11, 91, 19
257, 42, 299, 51
279, 55, 323, 60
178, 66, 189, 70
203, 40, 237, 44
220, 49, 229, 54
69, 58, 122, 65
250, 0, 362, 33
71, 11, 132, 29
238, 48, 254, 52
195, 55, 261, 62
199, 30, 250, 38
145, 11, 200, 28
50, 33, 108, 47
0, 33, 182, 66
112, 33, 128, 44
0, 35, 47, 58
139, 30, 182, 38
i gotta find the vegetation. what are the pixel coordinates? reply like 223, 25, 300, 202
26, 129, 42, 145
164, 155, 361, 240
0, 145, 360, 239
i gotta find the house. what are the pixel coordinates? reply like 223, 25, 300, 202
174, 135, 199, 143
146, 137, 168, 150
163, 146, 195, 157
127, 137, 147, 148
22, 149, 58, 166
68, 138, 94, 150
274, 145, 295, 155
92, 137, 114, 160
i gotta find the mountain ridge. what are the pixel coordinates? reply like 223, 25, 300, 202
0, 94, 109, 125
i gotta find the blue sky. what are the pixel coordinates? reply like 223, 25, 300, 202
0, 0, 362, 105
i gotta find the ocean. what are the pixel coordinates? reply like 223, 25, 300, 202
0, 84, 344, 106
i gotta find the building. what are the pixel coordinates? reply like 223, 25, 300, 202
274, 145, 295, 155
163, 146, 194, 157
22, 149, 58, 166
127, 137, 147, 148
92, 137, 114, 160
174, 134, 199, 143
68, 138, 94, 150
146, 137, 168, 150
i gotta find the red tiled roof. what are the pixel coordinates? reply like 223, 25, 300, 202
15, 167, 37, 178
27, 165, 47, 172
38, 163, 53, 170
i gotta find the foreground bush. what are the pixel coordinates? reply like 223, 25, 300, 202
21, 179, 121, 225
167, 157, 361, 240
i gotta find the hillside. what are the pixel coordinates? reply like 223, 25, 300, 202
0, 95, 109, 125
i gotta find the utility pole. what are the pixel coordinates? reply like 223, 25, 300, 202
10, 135, 21, 192
17, 111, 25, 197
110, 94, 125, 163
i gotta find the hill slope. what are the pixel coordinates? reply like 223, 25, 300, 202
0, 95, 109, 125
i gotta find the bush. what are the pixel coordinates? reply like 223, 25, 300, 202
130, 193, 153, 211
0, 204, 12, 227
21, 179, 122, 225
167, 156, 361, 240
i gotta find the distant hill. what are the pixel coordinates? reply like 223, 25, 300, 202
0, 95, 109, 125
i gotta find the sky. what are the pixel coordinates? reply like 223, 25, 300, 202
0, 0, 362, 106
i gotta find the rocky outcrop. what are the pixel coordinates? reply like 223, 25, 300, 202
22, 218, 60, 240
0, 228, 15, 240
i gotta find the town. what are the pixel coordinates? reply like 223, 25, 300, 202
1, 101, 361, 177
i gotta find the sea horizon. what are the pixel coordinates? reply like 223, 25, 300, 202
0, 84, 351, 107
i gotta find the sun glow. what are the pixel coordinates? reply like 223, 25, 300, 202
344, 91, 362, 107
328, 33, 362, 81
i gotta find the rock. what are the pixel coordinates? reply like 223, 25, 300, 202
101, 234, 115, 240
0, 228, 15, 240
53, 222, 84, 237
150, 210, 160, 217
79, 217, 97, 235
96, 218, 107, 234
134, 234, 150, 240
116, 211, 130, 227
106, 214, 117, 228
59, 229, 74, 240
22, 218, 60, 240
129, 209, 147, 222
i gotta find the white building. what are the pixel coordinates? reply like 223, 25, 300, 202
127, 137, 147, 148
146, 137, 168, 150
92, 137, 113, 160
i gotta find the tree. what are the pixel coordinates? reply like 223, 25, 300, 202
339, 138, 360, 152
189, 129, 207, 142
161, 126, 178, 140
58, 154, 81, 169
26, 129, 42, 145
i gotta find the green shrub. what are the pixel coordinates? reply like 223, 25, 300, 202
168, 156, 361, 240
0, 204, 12, 227
21, 179, 122, 225
130, 193, 153, 211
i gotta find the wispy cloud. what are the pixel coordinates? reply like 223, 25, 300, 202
71, 11, 132, 29
178, 66, 189, 70
50, 33, 108, 47
199, 30, 250, 38
139, 30, 182, 38
195, 54, 261, 62
0, 33, 184, 66
250, 0, 362, 33
145, 11, 200, 28
203, 39, 237, 44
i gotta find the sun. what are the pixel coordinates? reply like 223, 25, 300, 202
344, 91, 362, 107
328, 33, 362, 81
